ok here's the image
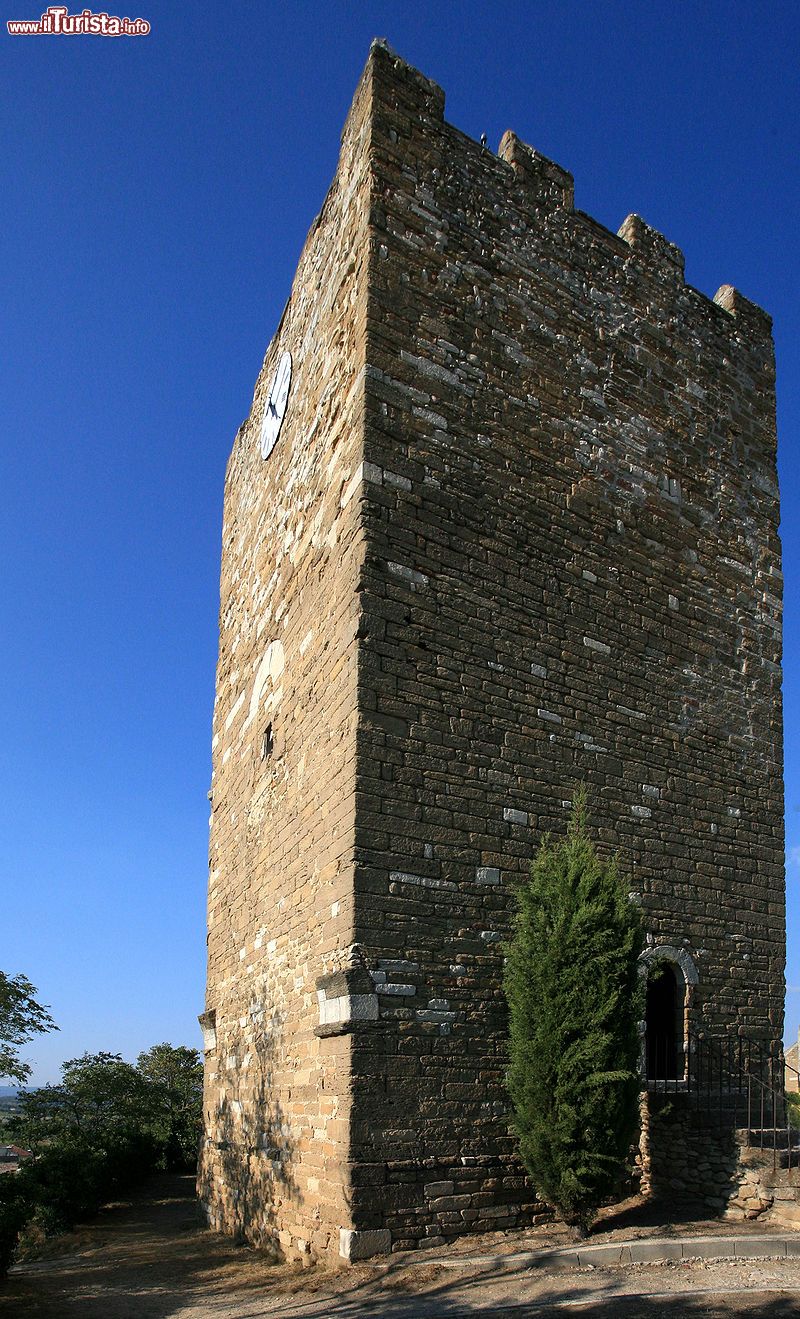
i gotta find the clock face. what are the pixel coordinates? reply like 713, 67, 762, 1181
260, 351, 292, 460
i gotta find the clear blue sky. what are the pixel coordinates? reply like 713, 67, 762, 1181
1, 1, 798, 1085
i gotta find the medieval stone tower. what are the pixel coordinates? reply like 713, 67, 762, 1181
199, 43, 784, 1261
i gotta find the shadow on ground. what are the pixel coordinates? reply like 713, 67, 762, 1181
276, 1289, 800, 1319
592, 1192, 721, 1237
1, 1174, 798, 1319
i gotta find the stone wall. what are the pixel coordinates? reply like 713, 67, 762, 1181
642, 1094, 740, 1212
350, 43, 783, 1249
198, 64, 375, 1258
201, 42, 784, 1260
643, 1094, 800, 1227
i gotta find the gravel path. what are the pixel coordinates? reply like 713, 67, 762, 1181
2, 1175, 800, 1318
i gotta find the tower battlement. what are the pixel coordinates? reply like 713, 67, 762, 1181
363, 41, 770, 338
200, 43, 783, 1263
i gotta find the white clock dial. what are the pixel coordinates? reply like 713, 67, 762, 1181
260, 351, 292, 459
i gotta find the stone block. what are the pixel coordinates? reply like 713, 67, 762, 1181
476, 866, 501, 884
339, 1228, 392, 1261
627, 1240, 684, 1263
683, 1237, 739, 1259
734, 1235, 787, 1257
424, 1180, 453, 1198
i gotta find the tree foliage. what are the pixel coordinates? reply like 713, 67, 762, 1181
12, 1046, 202, 1166
136, 1042, 204, 1169
0, 972, 56, 1084
0, 1042, 204, 1272
504, 791, 643, 1230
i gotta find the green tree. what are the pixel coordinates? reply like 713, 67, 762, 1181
504, 790, 643, 1233
0, 972, 56, 1084
136, 1043, 203, 1169
1, 1043, 204, 1269
13, 1053, 154, 1148
2, 1053, 158, 1265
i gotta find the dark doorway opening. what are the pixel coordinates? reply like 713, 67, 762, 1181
646, 963, 682, 1081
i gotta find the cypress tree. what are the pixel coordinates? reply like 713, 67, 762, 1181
504, 790, 643, 1232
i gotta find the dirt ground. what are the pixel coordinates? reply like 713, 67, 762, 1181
3, 1174, 800, 1318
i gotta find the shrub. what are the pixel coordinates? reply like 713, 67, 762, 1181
0, 1174, 35, 1276
17, 1143, 109, 1235
504, 790, 643, 1231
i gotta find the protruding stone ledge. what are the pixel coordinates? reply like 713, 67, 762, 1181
498, 131, 575, 211
376, 1232, 800, 1270
315, 963, 379, 1037
198, 1010, 217, 1053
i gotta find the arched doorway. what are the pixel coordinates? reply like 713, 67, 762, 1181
646, 963, 681, 1080
639, 945, 698, 1086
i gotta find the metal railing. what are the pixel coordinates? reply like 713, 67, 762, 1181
647, 1029, 800, 1173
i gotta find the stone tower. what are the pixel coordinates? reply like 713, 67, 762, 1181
199, 43, 784, 1261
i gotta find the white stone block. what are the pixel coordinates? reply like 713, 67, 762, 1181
348, 994, 379, 1021
339, 1227, 391, 1261
383, 469, 412, 490
537, 708, 562, 723
503, 807, 528, 825
387, 561, 429, 587
476, 866, 500, 884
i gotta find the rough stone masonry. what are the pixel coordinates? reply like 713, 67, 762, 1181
199, 42, 784, 1262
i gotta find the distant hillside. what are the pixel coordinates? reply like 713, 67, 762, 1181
0, 1086, 29, 1113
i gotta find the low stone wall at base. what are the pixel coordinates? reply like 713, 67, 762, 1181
641, 1092, 800, 1225
726, 1147, 800, 1227
641, 1093, 740, 1213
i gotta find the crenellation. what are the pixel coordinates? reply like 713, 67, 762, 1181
618, 211, 686, 280
714, 282, 774, 337
497, 131, 575, 211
